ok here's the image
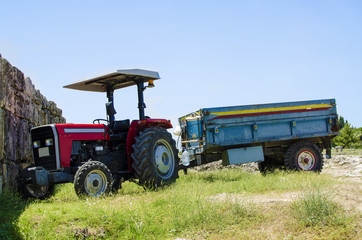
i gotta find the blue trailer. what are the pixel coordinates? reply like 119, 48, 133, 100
175, 99, 339, 172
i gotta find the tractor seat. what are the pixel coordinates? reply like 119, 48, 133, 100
112, 119, 130, 134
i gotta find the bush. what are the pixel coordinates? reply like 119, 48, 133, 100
292, 190, 348, 227
332, 124, 361, 148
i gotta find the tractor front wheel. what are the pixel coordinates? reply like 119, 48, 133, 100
74, 161, 112, 197
132, 127, 179, 189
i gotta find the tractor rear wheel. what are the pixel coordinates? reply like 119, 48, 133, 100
17, 166, 55, 200
284, 141, 323, 172
132, 127, 179, 189
74, 161, 112, 197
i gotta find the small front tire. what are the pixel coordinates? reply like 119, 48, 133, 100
74, 161, 112, 197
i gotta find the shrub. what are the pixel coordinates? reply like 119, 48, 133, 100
292, 190, 347, 227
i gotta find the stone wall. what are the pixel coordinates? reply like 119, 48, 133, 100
0, 54, 66, 192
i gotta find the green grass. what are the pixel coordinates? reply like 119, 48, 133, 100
290, 190, 359, 239
291, 190, 348, 227
0, 191, 27, 240
331, 148, 362, 156
185, 169, 331, 194
0, 169, 360, 239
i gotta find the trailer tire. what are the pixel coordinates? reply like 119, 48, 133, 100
132, 127, 179, 189
258, 157, 283, 175
17, 166, 55, 200
74, 161, 112, 197
284, 141, 323, 171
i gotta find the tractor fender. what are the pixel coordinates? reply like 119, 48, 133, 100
126, 119, 173, 172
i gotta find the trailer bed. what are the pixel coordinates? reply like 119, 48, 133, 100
179, 99, 339, 163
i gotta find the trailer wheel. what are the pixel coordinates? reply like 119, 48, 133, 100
74, 161, 112, 197
132, 127, 179, 189
17, 166, 55, 200
284, 141, 323, 171
258, 157, 279, 175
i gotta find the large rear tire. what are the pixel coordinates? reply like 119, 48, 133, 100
284, 141, 323, 172
132, 127, 179, 189
17, 166, 55, 200
74, 161, 112, 197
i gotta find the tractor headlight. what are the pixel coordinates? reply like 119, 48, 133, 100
45, 138, 54, 146
33, 140, 41, 148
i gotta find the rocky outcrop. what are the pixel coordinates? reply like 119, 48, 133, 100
0, 54, 66, 191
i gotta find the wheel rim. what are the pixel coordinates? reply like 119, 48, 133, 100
297, 150, 316, 170
84, 169, 107, 196
154, 139, 175, 179
26, 184, 49, 198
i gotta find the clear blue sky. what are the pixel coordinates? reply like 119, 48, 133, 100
1, 0, 361, 128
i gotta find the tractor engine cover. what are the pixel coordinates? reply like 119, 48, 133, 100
31, 124, 109, 170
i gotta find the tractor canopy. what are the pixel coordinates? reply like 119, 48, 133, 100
63, 69, 160, 92
63, 69, 161, 121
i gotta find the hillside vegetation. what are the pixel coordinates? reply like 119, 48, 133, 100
1, 152, 361, 239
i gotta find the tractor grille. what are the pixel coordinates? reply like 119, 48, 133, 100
31, 126, 57, 170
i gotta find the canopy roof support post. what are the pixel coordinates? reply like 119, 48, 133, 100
106, 87, 115, 126
136, 81, 146, 120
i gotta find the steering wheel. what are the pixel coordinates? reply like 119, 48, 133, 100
93, 119, 109, 124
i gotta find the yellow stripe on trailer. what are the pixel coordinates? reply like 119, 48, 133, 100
211, 104, 332, 116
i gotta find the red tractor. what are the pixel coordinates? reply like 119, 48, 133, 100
18, 69, 179, 199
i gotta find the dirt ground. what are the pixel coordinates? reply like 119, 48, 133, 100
188, 152, 362, 239
323, 154, 362, 212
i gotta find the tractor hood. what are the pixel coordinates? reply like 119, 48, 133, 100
63, 69, 160, 92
